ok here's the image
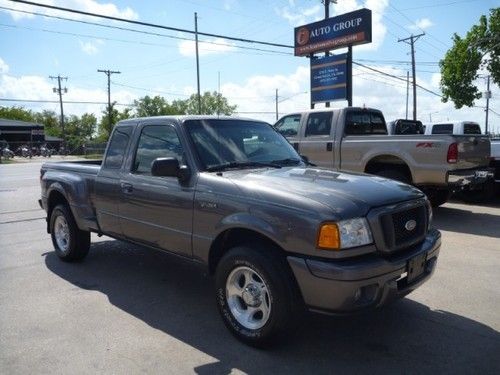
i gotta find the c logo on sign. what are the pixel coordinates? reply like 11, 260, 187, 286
296, 27, 310, 45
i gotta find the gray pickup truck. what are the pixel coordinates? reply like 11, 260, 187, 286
40, 116, 440, 346
275, 108, 493, 206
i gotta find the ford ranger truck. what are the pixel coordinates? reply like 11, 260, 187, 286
275, 108, 493, 206
40, 116, 440, 347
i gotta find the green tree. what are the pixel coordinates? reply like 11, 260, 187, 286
0, 106, 35, 122
133, 95, 181, 117
97, 102, 133, 141
185, 91, 237, 115
440, 8, 500, 108
33, 110, 59, 137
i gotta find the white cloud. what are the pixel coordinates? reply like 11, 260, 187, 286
275, 4, 322, 26
0, 0, 139, 21
0, 57, 9, 74
410, 18, 434, 31
79, 39, 104, 55
178, 38, 235, 57
275, 0, 389, 51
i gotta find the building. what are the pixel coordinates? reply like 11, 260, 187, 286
0, 118, 45, 146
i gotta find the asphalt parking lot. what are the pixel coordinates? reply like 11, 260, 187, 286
1, 160, 499, 374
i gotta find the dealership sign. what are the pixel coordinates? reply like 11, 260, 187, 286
294, 8, 372, 56
311, 54, 347, 103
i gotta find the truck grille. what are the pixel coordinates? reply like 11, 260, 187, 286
377, 203, 427, 254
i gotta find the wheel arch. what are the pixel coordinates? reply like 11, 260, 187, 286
364, 154, 413, 183
208, 227, 286, 275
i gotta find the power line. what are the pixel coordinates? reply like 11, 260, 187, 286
0, 10, 293, 56
400, 0, 481, 11
353, 62, 443, 97
0, 98, 133, 106
7, 0, 293, 49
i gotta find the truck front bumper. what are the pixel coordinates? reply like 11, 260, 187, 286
447, 167, 494, 188
287, 229, 441, 314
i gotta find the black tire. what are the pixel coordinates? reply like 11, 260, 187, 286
425, 189, 451, 207
215, 245, 302, 347
375, 169, 411, 184
50, 204, 90, 262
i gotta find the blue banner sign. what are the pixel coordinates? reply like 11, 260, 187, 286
310, 54, 347, 103
295, 8, 372, 56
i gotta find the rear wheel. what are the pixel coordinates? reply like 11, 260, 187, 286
375, 168, 411, 184
425, 189, 451, 207
50, 204, 90, 262
215, 245, 302, 347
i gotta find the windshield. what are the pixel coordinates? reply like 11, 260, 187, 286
185, 119, 302, 170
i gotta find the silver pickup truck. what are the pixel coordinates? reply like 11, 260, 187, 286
274, 108, 493, 206
40, 116, 440, 346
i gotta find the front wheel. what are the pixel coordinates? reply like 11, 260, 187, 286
50, 204, 90, 262
215, 246, 302, 347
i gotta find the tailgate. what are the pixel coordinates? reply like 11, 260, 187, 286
455, 136, 490, 169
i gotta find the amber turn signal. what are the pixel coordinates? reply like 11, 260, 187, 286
317, 223, 340, 250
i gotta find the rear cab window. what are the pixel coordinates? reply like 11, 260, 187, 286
463, 123, 481, 134
103, 126, 133, 169
431, 124, 453, 134
345, 111, 387, 135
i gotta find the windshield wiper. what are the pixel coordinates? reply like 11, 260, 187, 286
206, 161, 282, 172
271, 157, 302, 166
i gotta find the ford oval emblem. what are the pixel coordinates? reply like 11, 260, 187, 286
405, 219, 417, 231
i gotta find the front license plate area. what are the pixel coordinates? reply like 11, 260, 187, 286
407, 253, 427, 283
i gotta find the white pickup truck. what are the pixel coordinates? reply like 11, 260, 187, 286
274, 107, 493, 206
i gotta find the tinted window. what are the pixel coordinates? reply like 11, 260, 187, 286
274, 114, 301, 136
133, 125, 183, 175
395, 120, 424, 135
345, 112, 387, 135
464, 123, 481, 134
431, 124, 453, 134
104, 126, 132, 169
305, 112, 332, 136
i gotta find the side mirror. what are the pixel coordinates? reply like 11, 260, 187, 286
151, 157, 180, 177
151, 157, 191, 183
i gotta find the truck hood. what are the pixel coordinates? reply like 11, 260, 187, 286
223, 167, 425, 218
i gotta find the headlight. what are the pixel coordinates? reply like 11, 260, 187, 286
317, 218, 373, 250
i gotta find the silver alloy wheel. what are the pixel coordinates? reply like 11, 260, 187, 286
226, 266, 271, 330
54, 215, 70, 253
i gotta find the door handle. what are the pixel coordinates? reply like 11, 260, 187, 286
120, 182, 133, 194
326, 142, 333, 151
293, 142, 299, 151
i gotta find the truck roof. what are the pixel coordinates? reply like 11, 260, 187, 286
116, 115, 268, 126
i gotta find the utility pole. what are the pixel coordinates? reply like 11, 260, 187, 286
398, 33, 425, 120
275, 89, 279, 121
49, 75, 68, 146
195, 12, 202, 115
97, 69, 121, 132
485, 75, 491, 135
405, 71, 409, 120
323, 0, 334, 108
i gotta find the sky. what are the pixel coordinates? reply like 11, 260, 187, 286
0, 0, 499, 133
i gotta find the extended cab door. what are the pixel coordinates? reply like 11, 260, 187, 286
94, 125, 134, 238
118, 123, 194, 257
298, 111, 335, 168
